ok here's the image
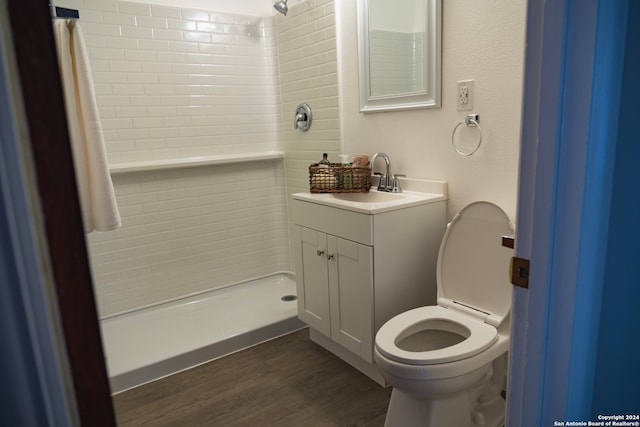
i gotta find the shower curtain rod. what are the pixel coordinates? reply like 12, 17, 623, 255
51, 5, 79, 19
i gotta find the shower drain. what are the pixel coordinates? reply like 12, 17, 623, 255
281, 295, 297, 302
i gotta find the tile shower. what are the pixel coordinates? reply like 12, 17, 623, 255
52, 0, 339, 392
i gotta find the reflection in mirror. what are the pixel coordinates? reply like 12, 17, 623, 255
357, 0, 441, 113
369, 0, 426, 97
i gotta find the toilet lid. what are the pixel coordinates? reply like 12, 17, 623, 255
437, 202, 513, 324
375, 306, 498, 365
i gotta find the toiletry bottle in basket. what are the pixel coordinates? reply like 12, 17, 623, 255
338, 154, 352, 190
319, 153, 330, 167
313, 153, 335, 190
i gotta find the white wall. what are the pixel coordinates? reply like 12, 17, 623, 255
337, 0, 526, 220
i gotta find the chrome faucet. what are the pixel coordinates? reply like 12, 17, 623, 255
370, 152, 405, 192
370, 152, 391, 192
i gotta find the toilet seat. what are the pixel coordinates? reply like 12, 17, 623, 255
436, 202, 514, 326
375, 306, 497, 365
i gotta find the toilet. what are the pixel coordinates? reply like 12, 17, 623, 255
374, 201, 514, 427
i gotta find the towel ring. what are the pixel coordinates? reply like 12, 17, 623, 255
452, 114, 483, 156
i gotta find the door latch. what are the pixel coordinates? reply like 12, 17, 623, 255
510, 257, 530, 289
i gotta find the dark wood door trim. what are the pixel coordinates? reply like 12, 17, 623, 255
7, 1, 116, 425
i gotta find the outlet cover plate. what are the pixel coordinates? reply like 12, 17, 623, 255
457, 79, 474, 111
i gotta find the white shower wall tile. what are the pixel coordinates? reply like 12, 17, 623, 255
150, 5, 181, 19
87, 161, 290, 317
53, 0, 342, 316
118, 1, 151, 16
59, 0, 281, 162
276, 0, 340, 193
274, 0, 340, 269
48, 0, 290, 316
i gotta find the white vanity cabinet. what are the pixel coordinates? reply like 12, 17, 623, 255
292, 192, 446, 385
296, 226, 374, 361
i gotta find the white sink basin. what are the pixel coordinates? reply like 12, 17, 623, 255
292, 189, 446, 214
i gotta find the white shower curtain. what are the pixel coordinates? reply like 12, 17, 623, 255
54, 19, 121, 233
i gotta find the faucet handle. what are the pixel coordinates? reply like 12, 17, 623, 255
391, 174, 406, 193
373, 172, 386, 191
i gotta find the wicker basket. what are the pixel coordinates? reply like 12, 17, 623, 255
309, 164, 372, 193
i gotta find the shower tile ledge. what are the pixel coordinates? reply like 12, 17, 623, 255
109, 151, 285, 174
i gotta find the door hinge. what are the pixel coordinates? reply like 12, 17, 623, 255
501, 234, 515, 249
510, 256, 530, 289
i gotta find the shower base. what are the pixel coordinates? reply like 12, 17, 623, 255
100, 272, 304, 394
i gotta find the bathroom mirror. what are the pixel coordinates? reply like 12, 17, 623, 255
357, 0, 442, 113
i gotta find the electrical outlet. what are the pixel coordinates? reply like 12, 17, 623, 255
457, 80, 474, 111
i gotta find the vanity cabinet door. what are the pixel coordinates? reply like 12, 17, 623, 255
328, 236, 374, 362
295, 226, 331, 337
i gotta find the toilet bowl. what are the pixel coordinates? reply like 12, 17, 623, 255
374, 201, 513, 427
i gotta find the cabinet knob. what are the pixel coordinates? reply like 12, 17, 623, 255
327, 254, 334, 260
317, 249, 325, 257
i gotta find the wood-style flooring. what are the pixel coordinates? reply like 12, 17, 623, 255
113, 328, 391, 426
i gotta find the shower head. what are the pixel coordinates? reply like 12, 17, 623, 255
274, 0, 288, 16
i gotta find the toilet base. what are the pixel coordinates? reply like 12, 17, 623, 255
384, 387, 505, 427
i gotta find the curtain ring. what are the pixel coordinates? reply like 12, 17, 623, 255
452, 114, 483, 156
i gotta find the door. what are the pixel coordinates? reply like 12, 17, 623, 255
507, 0, 631, 424
3, 0, 116, 424
328, 235, 374, 362
295, 226, 331, 336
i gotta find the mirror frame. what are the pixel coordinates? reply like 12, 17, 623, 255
357, 0, 442, 113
